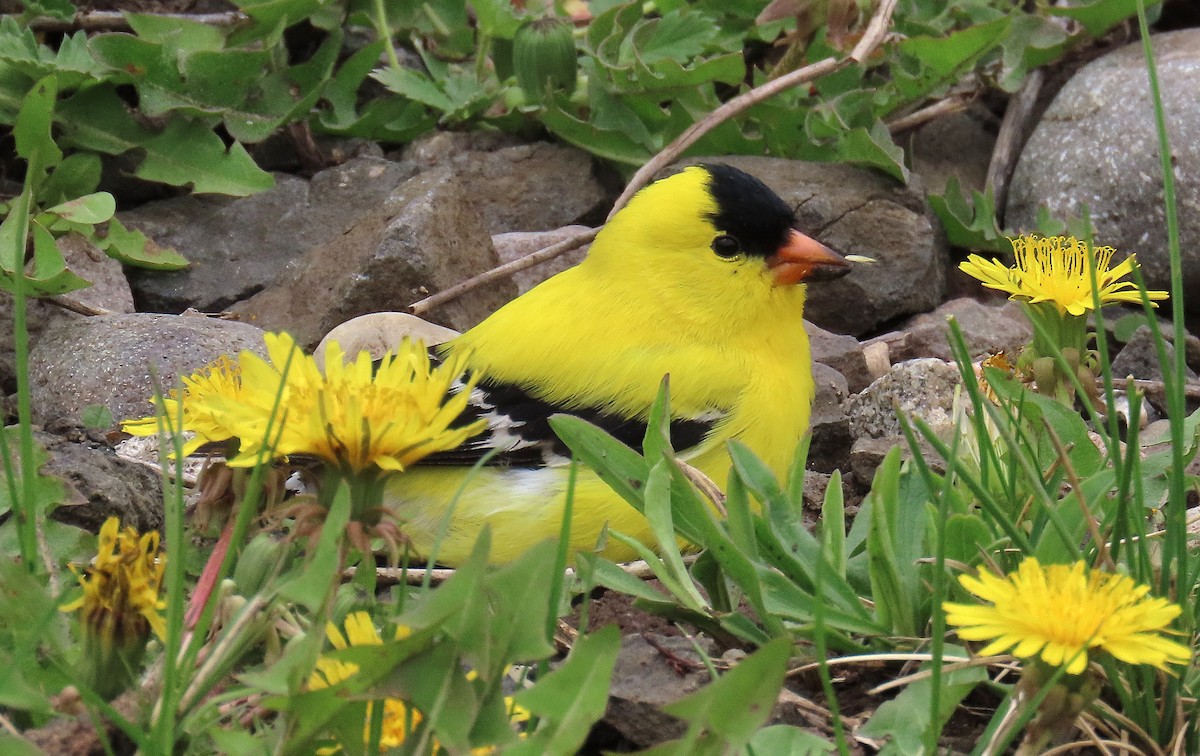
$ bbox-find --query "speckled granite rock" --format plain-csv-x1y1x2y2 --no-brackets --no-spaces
29,313,267,426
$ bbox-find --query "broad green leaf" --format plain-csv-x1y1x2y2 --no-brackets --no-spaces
942,514,992,566
134,120,274,195
509,625,621,756
124,13,227,50
631,10,719,64
748,725,835,754
26,221,92,295
14,75,61,180
22,0,74,20
93,218,189,270
655,637,791,753
43,192,115,225
57,85,155,155
895,17,1011,103
37,153,102,206
857,651,987,753
1049,0,1161,37
821,470,846,577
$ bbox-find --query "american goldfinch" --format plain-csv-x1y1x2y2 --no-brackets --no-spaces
389,164,850,565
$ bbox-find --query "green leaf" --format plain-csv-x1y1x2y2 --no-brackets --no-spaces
895,17,1011,103
633,10,718,64
927,177,1009,252
654,636,791,753
748,725,835,754
14,75,61,181
43,192,115,225
471,0,522,38
134,120,274,196
37,153,102,206
1048,0,1161,37
509,625,621,756
124,13,228,50
857,651,987,753
57,85,156,155
371,65,456,111
21,221,92,296
92,217,189,270
81,404,116,429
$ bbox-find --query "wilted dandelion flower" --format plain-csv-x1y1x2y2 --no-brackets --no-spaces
61,517,167,698
960,235,1167,316
944,557,1189,675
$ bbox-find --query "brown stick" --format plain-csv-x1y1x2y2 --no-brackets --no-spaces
986,67,1044,224
409,0,900,317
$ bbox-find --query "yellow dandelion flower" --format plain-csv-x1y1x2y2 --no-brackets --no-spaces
959,235,1167,317
225,333,485,474
61,516,167,644
123,355,257,456
944,558,1190,675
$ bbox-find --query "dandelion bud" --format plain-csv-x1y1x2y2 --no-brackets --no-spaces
233,532,280,596
513,17,578,103
61,517,166,700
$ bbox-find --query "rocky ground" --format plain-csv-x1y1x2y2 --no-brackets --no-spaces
8,23,1200,754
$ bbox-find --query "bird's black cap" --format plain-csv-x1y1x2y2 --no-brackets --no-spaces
701,163,797,258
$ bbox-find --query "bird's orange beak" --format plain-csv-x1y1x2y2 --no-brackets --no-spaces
766,229,851,286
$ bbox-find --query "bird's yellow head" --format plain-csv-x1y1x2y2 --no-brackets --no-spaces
586,164,849,330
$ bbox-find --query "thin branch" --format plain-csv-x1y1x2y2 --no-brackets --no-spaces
20,11,248,32
408,0,899,317
885,92,975,134
409,228,598,317
48,294,115,317
987,68,1044,224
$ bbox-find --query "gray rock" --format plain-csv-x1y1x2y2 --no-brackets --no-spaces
845,358,961,439
398,133,610,233
807,321,871,393
849,435,942,490
492,226,591,294
606,633,716,747
909,107,997,195
38,429,164,535
1111,324,1198,383
1006,29,1200,314
123,158,421,313
229,168,518,346
808,362,851,473
678,156,949,336
29,313,267,426
0,233,136,393
893,297,1032,363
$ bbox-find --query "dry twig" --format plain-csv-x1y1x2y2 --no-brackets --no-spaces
22,11,247,32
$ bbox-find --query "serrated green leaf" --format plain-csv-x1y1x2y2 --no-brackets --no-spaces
93,217,189,270
928,177,1008,252
471,0,522,38
81,404,116,429
370,65,455,111
895,17,1010,102
632,10,719,64
135,119,273,195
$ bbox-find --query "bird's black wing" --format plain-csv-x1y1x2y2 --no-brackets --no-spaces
422,352,723,469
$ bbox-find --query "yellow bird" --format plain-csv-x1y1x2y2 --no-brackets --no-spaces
388,164,850,565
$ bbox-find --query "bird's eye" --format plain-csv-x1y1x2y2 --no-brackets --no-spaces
711,235,742,259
